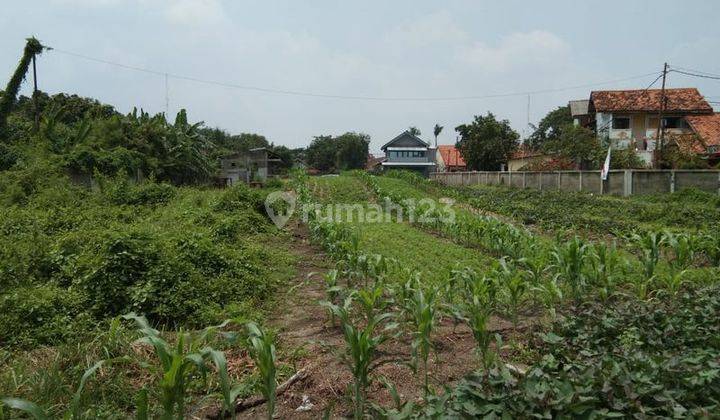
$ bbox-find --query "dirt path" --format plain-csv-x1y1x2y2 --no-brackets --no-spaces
236,221,535,419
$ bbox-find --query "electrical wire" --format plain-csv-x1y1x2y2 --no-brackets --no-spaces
48,47,662,102
669,69,720,81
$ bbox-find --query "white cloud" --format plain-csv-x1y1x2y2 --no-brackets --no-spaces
457,30,569,72
385,10,467,48
162,0,225,25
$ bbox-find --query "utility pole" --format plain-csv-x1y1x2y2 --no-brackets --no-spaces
32,54,39,132
654,62,668,167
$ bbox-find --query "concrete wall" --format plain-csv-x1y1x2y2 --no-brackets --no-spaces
430,170,720,196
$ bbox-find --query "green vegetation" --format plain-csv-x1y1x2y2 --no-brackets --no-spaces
305,132,370,173
446,182,720,235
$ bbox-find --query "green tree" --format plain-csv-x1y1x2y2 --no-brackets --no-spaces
433,124,443,147
544,124,600,169
0,37,45,137
336,132,370,170
270,144,294,173
456,113,519,171
306,135,337,172
527,105,572,150
408,126,421,136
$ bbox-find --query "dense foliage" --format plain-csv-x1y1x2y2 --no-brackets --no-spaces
305,132,369,172
527,105,572,150
456,112,519,171
0,171,291,349
421,285,720,417
445,182,720,235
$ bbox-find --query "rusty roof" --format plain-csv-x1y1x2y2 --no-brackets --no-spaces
686,113,720,148
590,88,712,114
437,145,466,168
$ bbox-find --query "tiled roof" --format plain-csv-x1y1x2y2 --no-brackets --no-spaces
437,145,466,167
511,147,547,160
590,88,712,114
686,113,720,149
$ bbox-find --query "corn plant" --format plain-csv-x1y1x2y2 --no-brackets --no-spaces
406,286,437,400
663,231,697,272
322,296,396,419
630,231,665,281
122,313,221,420
654,269,687,296
532,276,563,319
245,322,277,420
700,233,720,266
462,275,497,370
355,284,389,322
323,269,343,326
550,236,590,301
496,258,527,329
587,242,624,302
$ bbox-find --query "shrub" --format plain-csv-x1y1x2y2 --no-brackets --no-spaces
0,285,92,347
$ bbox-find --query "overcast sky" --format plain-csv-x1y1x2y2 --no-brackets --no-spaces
2,1,719,152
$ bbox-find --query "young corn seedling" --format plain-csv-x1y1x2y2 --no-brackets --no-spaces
462,275,497,370
497,258,527,330
355,284,389,322
245,322,277,420
700,233,720,266
664,231,697,272
322,296,396,419
588,242,623,302
630,231,664,281
550,236,590,301
122,313,213,419
323,269,343,326
406,286,437,400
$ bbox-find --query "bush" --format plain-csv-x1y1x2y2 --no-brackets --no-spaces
0,285,92,347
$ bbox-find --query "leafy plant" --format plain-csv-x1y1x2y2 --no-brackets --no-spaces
406,286,437,400
322,297,396,419
245,322,277,420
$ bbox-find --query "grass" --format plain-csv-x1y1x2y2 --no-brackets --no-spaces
351,220,497,285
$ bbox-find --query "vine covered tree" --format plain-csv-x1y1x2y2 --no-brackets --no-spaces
0,37,45,137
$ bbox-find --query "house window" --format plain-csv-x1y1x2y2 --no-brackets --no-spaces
612,117,630,129
662,117,687,129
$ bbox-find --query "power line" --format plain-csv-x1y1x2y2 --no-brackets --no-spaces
670,69,720,81
670,65,720,78
48,46,661,102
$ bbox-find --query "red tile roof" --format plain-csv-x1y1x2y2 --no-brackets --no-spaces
686,113,720,149
437,145,466,168
590,88,712,114
511,147,547,160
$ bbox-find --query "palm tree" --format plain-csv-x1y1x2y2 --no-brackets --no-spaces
433,124,444,148
408,126,421,136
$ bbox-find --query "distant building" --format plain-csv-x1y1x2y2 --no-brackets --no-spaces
570,88,720,167
218,147,283,185
366,153,386,172
380,131,436,177
507,147,555,171
436,145,466,172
